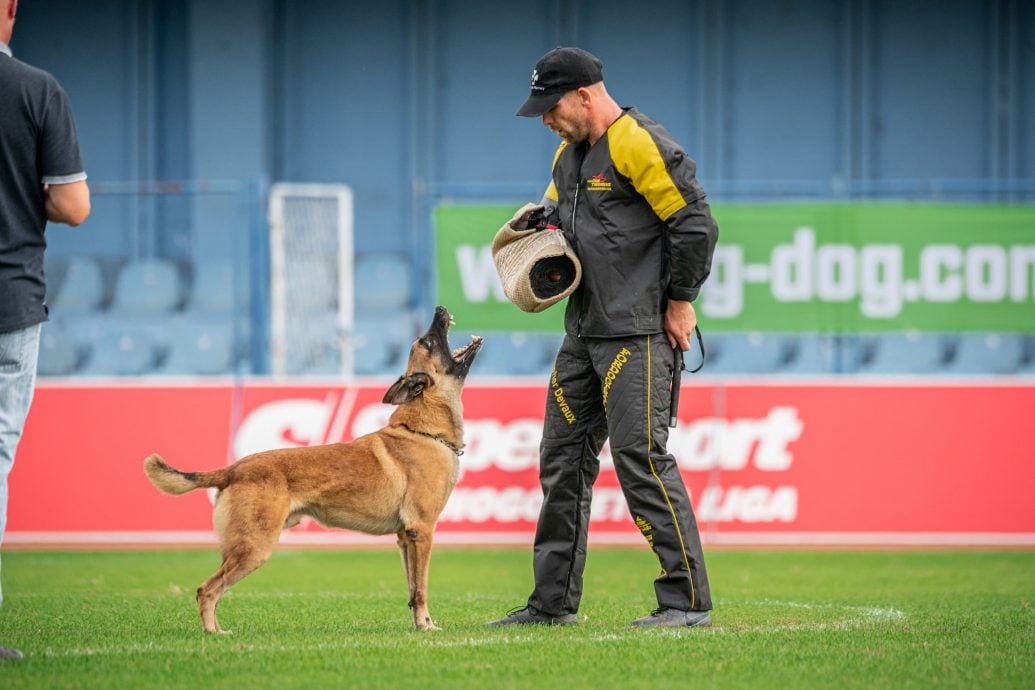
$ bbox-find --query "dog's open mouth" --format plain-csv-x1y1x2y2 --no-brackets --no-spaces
436,306,483,375
451,337,483,367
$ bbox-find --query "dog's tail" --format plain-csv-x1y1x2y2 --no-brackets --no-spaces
143,453,230,495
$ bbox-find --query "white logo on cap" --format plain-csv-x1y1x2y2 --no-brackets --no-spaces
530,69,539,87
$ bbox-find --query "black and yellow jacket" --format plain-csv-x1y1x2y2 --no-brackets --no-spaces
542,107,719,338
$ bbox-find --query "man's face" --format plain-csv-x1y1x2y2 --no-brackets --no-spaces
541,91,590,144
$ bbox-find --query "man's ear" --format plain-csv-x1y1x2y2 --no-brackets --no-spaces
382,373,433,405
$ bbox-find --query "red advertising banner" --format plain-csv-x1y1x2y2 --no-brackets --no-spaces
8,380,1035,546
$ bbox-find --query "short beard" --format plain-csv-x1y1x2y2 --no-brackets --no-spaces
561,124,589,144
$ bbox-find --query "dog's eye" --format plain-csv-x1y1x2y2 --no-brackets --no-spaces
422,337,434,351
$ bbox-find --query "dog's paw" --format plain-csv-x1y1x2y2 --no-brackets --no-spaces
204,628,234,635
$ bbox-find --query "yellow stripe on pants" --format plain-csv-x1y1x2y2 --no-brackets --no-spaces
645,334,696,610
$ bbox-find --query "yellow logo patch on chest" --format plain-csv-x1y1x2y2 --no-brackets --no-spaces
587,173,612,192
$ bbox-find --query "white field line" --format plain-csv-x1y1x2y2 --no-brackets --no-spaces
35,597,906,658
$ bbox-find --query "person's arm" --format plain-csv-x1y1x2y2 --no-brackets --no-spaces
609,117,718,348
39,77,89,226
44,180,91,226
662,189,717,350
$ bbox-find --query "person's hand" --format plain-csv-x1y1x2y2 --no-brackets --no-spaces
508,203,545,231
664,299,698,351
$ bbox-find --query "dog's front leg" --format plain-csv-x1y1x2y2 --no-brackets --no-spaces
396,529,415,606
403,525,439,630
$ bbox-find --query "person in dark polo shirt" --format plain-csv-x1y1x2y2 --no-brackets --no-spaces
0,0,91,660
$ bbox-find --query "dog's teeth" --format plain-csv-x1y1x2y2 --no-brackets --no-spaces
449,317,456,326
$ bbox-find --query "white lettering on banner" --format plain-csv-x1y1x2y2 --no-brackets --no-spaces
438,486,797,524
771,227,815,301
697,485,798,523
351,403,393,437
816,244,857,302
700,226,1035,319
438,487,543,523
706,245,744,317
966,245,1006,302
669,406,803,472
1011,246,1035,301
455,244,506,302
456,406,802,474
921,245,963,302
460,418,544,474
235,400,804,475
439,488,631,523
860,244,903,317
234,397,334,459
231,398,802,525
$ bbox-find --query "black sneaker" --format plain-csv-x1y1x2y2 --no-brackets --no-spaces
630,607,712,628
485,605,578,626
0,646,23,660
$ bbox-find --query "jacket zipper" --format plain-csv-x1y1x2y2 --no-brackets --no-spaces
572,180,582,337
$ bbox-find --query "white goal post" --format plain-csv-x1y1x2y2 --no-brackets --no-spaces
268,183,354,377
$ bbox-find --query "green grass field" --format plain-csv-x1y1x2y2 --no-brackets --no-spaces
0,547,1031,689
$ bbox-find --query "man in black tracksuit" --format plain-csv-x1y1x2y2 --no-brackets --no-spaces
488,47,719,628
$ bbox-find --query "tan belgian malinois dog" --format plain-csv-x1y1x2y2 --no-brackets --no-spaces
144,306,482,633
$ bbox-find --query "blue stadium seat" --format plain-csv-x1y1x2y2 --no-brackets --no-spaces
283,311,343,376
157,319,237,375
701,332,792,374
44,255,68,304
1021,336,1035,376
188,260,243,313
353,312,418,376
944,333,1024,375
110,258,183,315
49,256,104,314
539,334,565,368
355,253,410,311
37,322,80,376
469,332,553,377
78,328,159,376
782,334,865,374
860,332,947,375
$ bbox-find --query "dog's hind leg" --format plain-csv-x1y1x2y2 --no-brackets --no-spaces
403,524,438,630
197,490,287,633
197,531,281,633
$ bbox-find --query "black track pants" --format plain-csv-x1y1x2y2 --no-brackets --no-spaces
527,333,712,615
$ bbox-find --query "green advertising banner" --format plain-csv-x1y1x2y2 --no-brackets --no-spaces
435,203,1035,333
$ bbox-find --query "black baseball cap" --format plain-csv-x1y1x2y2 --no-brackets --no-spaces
516,47,604,117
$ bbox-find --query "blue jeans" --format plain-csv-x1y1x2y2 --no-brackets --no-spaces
0,323,41,605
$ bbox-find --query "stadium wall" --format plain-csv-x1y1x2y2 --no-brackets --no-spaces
13,0,1035,273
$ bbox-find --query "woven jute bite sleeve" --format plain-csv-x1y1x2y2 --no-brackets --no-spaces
491,203,582,313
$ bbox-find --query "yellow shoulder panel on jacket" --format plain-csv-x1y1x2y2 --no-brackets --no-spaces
608,116,686,221
544,181,559,202
543,140,568,202
551,140,568,169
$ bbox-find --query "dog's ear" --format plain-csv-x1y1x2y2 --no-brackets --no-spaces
382,372,433,405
